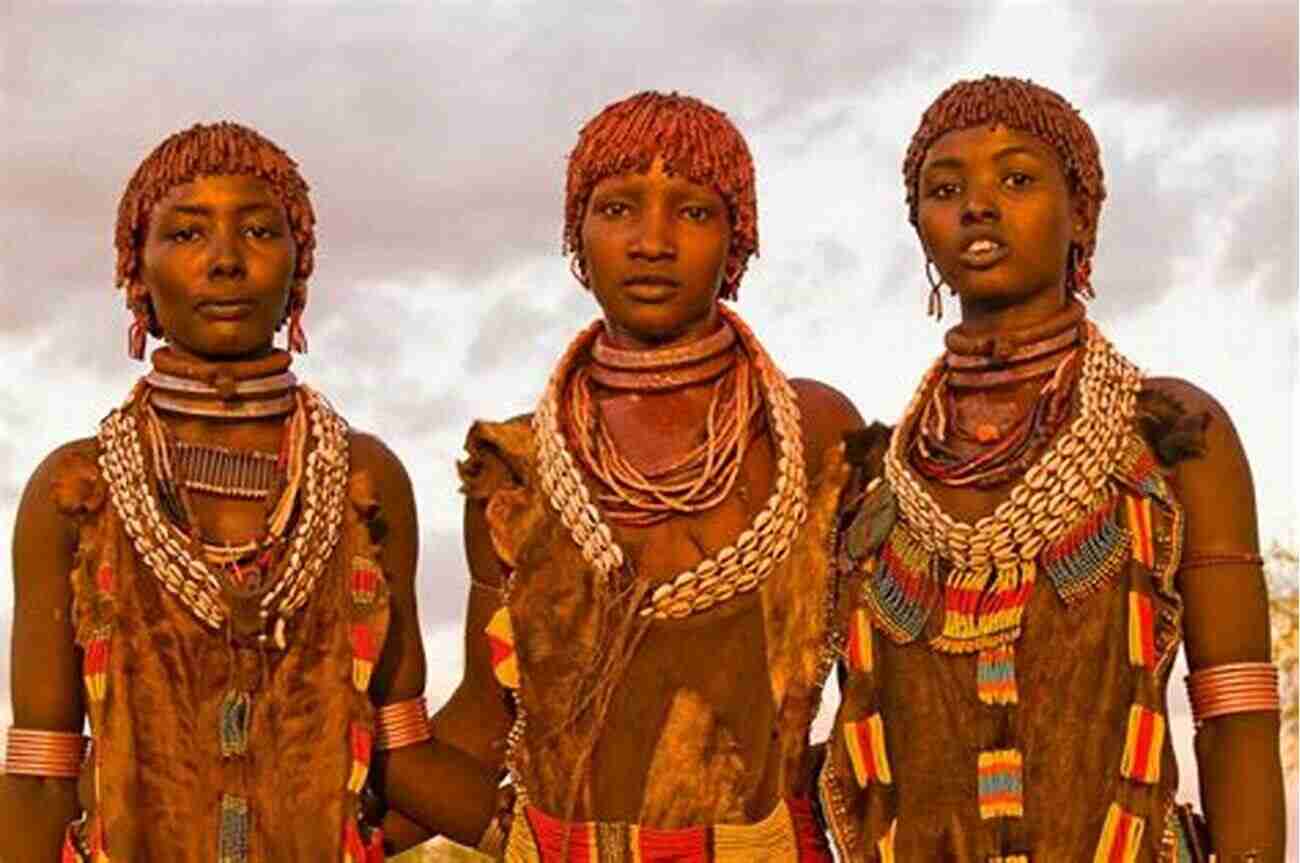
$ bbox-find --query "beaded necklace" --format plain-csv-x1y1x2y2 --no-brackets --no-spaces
99,385,348,645
877,322,1141,651
535,305,808,620
568,320,762,527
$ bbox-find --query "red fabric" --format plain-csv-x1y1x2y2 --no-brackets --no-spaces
526,805,593,863
637,824,709,861
788,797,833,862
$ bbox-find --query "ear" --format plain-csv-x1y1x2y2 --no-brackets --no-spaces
1070,194,1092,245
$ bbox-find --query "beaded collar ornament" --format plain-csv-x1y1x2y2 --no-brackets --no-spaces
879,322,1142,651
534,305,808,620
99,386,348,643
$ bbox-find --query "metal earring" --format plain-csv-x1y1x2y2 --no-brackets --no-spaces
925,259,946,320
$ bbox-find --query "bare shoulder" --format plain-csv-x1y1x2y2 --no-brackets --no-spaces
20,436,102,524
12,437,101,595
789,377,865,445
1141,376,1248,474
349,430,415,495
1142,376,1258,550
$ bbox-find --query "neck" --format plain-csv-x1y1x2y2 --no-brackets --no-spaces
590,314,736,393
146,346,296,419
955,283,1070,339
601,306,722,352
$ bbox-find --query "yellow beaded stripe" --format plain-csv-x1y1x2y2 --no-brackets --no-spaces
876,819,898,863
845,608,873,673
844,713,891,787
1093,802,1145,863
1119,704,1165,784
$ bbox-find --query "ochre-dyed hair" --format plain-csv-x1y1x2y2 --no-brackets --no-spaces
903,76,1106,285
564,91,758,301
114,122,316,297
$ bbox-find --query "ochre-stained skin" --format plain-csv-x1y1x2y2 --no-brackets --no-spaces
444,376,859,828
1,129,498,861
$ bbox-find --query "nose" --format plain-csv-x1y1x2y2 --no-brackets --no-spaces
961,187,1000,225
629,205,676,261
208,224,246,279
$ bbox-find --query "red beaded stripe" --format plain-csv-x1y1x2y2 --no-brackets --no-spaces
1128,591,1156,668
846,608,873,673
1120,705,1164,783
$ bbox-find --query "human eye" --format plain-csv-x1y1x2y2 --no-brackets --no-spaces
596,199,631,218
1003,171,1034,189
244,224,278,239
168,226,202,243
927,182,959,200
681,204,713,222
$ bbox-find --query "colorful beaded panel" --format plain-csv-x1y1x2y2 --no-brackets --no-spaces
844,713,891,787
1093,803,1145,863
977,749,1025,819
1120,705,1165,784
977,644,1019,705
862,525,937,643
1128,590,1157,668
1041,495,1130,605
845,608,873,674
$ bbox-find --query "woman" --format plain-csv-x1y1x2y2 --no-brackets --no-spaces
820,76,1285,862
0,122,496,861
437,91,864,860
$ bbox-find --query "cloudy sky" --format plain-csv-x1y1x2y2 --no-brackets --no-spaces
2,0,1295,820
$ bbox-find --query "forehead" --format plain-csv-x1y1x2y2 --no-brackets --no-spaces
154,173,283,214
922,124,1064,175
590,155,724,201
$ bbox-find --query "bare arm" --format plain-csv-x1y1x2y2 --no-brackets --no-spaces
0,442,93,862
350,433,500,849
1154,379,1285,860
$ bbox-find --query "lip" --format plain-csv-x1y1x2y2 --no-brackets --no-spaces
196,299,258,320
958,237,1010,269
621,275,680,301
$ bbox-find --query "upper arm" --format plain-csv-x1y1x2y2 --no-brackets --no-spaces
351,432,426,705
1148,378,1269,669
10,439,93,731
789,378,867,477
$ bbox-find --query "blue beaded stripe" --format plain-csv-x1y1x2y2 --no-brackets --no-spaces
978,770,1023,797
218,794,250,863
1043,503,1130,605
863,530,937,644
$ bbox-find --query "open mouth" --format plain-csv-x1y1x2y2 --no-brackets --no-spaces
959,238,1009,268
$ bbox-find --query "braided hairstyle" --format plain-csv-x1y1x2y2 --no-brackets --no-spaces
903,76,1106,294
115,122,316,335
564,91,758,301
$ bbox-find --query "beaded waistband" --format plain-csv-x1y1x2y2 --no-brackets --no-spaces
505,797,830,862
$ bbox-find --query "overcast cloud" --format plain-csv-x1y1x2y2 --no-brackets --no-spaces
2,0,1295,821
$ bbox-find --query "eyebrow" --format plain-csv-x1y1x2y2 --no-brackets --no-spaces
167,202,278,217
924,145,1047,174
